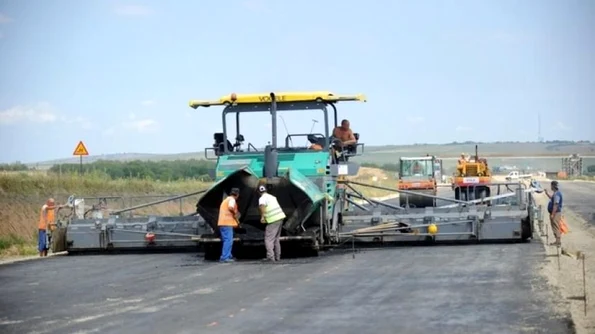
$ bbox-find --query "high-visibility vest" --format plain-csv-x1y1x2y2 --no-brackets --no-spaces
218,196,238,227
38,205,55,230
261,193,286,224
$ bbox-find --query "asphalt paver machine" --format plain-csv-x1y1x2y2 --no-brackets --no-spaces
51,91,545,258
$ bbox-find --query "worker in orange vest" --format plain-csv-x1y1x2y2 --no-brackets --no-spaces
218,188,241,262
38,198,63,257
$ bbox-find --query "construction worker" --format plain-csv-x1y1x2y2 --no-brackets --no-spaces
38,198,62,257
544,180,563,246
458,153,466,165
257,185,286,262
332,119,357,147
218,188,241,263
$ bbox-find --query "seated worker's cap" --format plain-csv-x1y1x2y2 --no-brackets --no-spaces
258,185,267,193
230,188,240,195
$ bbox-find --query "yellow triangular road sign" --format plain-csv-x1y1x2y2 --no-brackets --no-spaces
73,141,89,156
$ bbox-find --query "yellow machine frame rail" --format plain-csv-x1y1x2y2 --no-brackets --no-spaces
189,91,367,109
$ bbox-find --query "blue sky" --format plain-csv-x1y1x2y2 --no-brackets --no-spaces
0,0,593,163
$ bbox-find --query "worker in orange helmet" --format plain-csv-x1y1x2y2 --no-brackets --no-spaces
218,188,241,262
38,198,64,257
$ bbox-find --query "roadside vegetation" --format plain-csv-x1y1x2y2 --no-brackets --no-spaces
0,169,213,257
0,160,398,257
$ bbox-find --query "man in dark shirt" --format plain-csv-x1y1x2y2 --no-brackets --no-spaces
544,180,563,246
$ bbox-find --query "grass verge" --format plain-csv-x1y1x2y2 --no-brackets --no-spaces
0,234,38,257
0,168,396,257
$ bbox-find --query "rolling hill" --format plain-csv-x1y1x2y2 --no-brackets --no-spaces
29,141,595,169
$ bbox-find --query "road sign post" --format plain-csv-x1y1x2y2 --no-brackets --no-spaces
72,141,89,174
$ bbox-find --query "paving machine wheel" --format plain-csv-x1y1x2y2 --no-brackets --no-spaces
521,216,532,242
50,227,67,253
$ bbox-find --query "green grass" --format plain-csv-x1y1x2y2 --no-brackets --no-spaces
0,171,213,196
0,172,213,258
0,234,38,257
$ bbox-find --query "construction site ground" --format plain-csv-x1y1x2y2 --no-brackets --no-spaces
0,182,594,334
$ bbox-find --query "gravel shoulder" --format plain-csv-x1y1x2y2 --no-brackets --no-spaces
532,182,595,334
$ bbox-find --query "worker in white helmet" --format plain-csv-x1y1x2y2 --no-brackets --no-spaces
257,185,286,262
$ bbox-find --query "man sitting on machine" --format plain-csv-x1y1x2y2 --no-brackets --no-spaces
332,119,357,147
331,119,358,161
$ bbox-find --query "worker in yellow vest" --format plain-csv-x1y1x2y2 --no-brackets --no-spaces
218,188,241,263
38,198,62,257
258,185,286,262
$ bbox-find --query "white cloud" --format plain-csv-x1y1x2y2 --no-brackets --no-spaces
140,100,155,106
406,116,425,124
102,115,159,137
60,115,93,129
0,102,95,130
0,102,58,125
124,119,159,133
114,5,153,16
0,13,13,24
555,122,571,131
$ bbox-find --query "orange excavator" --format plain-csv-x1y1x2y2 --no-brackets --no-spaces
397,156,438,208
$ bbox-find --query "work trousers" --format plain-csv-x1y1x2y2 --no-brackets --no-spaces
219,226,234,261
38,229,48,252
549,212,562,242
264,220,283,261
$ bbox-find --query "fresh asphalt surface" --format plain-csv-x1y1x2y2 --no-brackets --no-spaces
0,189,576,334
557,180,595,227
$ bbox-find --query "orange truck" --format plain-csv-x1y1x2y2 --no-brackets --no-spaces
397,156,438,208
452,145,492,201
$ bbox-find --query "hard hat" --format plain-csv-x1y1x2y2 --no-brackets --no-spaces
427,223,438,235
258,185,267,193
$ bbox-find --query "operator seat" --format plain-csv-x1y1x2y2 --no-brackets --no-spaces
332,133,360,162
213,132,234,155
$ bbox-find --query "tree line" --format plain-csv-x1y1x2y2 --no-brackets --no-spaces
48,159,216,181
0,162,30,171
4,159,594,179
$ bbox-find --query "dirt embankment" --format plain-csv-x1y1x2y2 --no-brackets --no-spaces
533,193,595,334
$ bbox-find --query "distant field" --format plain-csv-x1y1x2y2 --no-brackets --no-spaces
352,154,595,174
362,142,595,157
28,141,595,168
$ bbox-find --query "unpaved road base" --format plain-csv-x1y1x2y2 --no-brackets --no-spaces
533,182,595,334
